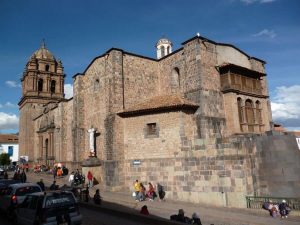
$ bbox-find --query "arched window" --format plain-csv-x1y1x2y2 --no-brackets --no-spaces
256,101,262,124
45,64,50,72
171,67,180,91
167,46,170,55
245,99,254,132
237,98,243,131
50,80,56,93
38,79,43,92
161,46,165,57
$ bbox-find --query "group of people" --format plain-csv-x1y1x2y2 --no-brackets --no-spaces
133,180,165,202
53,166,69,179
68,169,86,186
13,169,27,183
170,209,202,225
263,199,291,218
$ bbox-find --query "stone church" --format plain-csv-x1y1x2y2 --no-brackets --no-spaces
19,35,300,207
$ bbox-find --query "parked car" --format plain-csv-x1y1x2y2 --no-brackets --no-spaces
14,191,82,225
0,167,4,179
0,183,42,217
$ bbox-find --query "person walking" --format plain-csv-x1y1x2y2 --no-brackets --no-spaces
21,170,27,183
4,171,8,179
37,179,45,191
69,172,75,186
87,171,93,188
53,167,57,180
157,183,166,201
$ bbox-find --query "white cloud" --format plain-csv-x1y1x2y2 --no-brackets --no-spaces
0,112,19,130
0,102,17,109
64,84,73,99
271,85,300,129
241,0,276,4
5,80,21,88
252,29,277,39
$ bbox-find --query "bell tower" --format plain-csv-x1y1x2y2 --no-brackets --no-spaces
18,41,65,162
156,37,172,59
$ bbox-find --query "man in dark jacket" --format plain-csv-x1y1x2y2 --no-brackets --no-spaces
37,179,45,191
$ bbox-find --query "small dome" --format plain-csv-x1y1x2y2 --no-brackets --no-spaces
31,41,55,60
156,38,172,47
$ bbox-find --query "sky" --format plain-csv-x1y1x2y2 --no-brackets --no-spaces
0,0,299,133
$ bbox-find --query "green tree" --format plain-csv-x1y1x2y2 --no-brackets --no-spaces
0,153,11,166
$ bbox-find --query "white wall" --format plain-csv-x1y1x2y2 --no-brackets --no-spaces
0,143,19,162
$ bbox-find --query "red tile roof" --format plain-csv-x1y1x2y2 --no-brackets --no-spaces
0,134,19,144
118,95,199,116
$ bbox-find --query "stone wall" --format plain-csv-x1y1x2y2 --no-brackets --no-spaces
123,150,251,208
254,132,300,197
123,54,159,108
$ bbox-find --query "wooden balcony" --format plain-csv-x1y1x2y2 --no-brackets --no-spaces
220,73,263,96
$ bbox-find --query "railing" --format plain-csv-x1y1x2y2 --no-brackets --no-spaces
246,196,300,211
220,74,263,95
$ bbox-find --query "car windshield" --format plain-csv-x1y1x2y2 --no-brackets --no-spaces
16,186,41,196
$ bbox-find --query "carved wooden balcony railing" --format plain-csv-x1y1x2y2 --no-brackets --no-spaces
220,73,263,96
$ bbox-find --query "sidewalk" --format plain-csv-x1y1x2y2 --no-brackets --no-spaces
26,172,300,225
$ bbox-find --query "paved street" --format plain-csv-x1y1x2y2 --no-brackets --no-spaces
6,171,300,225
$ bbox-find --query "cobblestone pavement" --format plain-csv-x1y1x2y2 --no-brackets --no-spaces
18,171,300,225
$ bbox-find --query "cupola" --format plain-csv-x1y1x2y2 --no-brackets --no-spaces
156,37,172,59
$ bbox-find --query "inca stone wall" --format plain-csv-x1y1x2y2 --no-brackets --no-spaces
253,132,300,197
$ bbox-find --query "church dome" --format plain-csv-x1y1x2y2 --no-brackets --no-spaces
31,41,55,60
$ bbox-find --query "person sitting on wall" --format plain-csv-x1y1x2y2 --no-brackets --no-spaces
170,209,191,223
140,205,149,215
279,200,291,218
133,180,141,201
147,182,156,201
191,212,202,225
138,183,146,201
93,189,102,205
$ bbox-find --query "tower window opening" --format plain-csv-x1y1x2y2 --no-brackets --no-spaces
50,80,56,93
167,46,170,55
45,64,50,71
161,46,165,57
38,79,43,92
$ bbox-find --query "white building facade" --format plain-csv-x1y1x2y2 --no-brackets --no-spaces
0,134,19,163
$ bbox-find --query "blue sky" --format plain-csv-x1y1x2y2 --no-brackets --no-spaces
0,0,299,133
